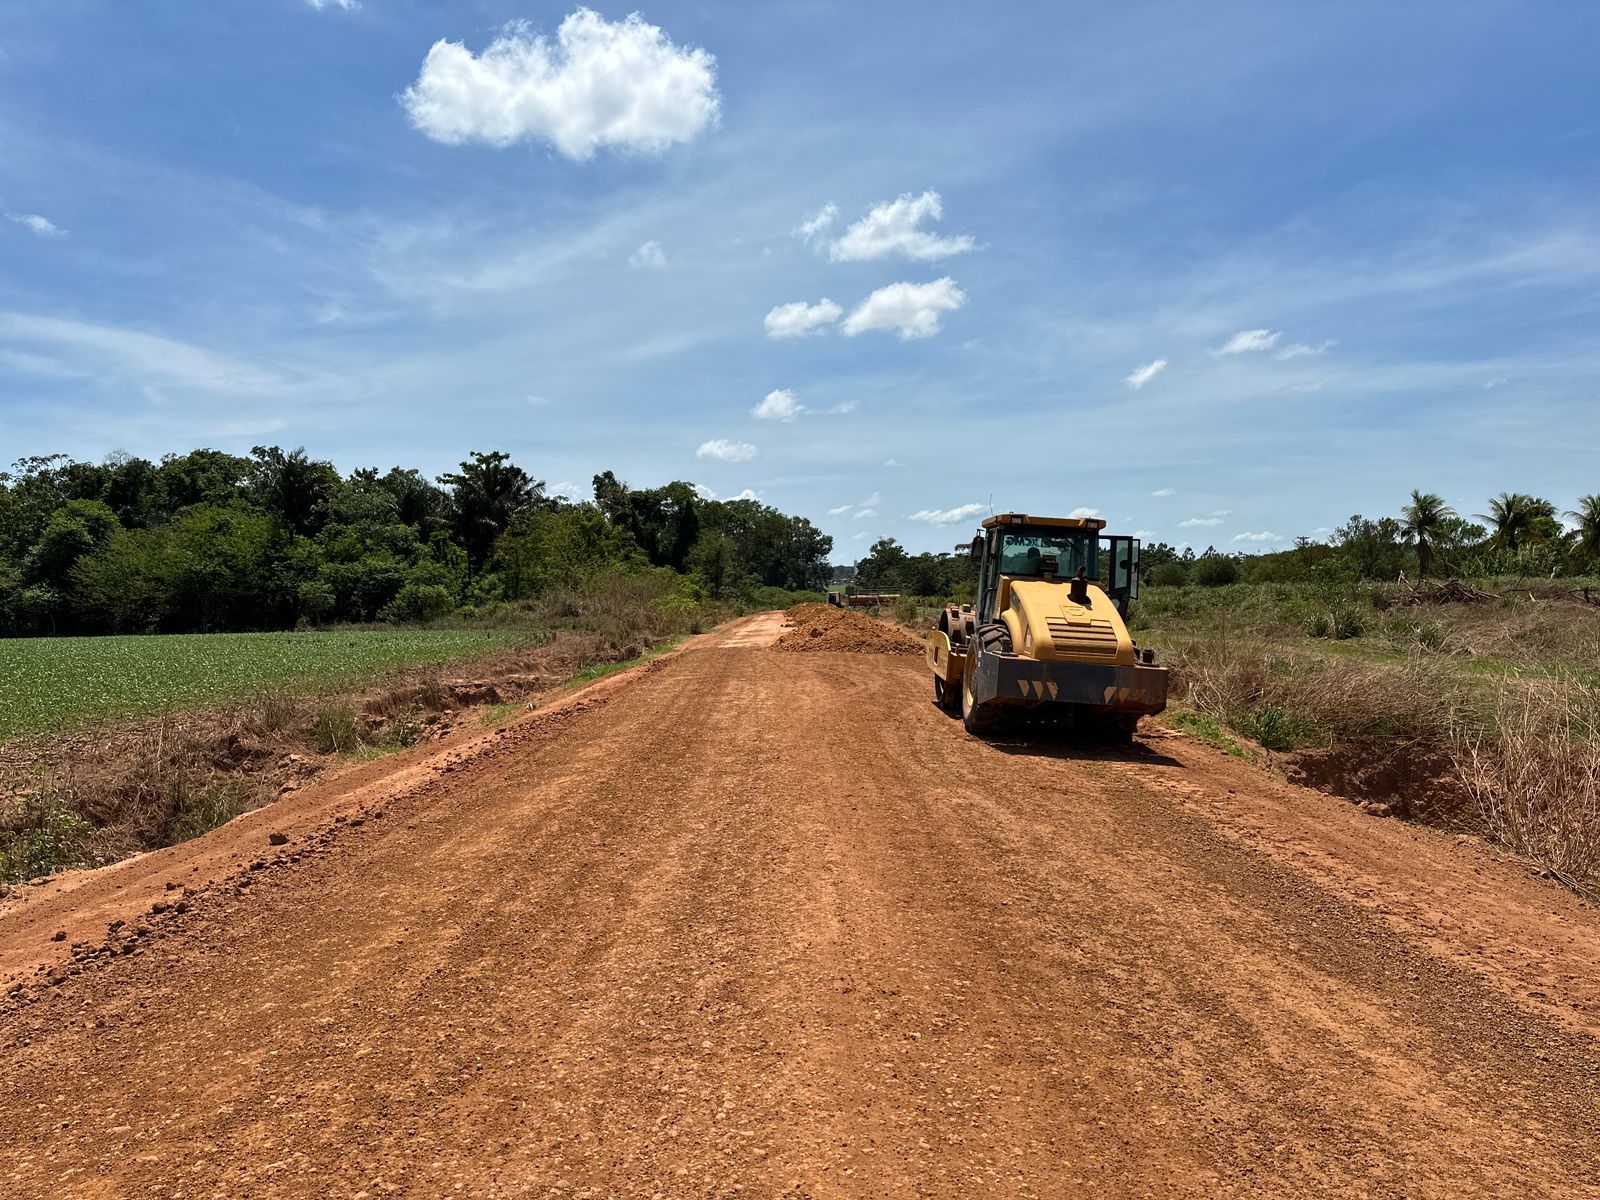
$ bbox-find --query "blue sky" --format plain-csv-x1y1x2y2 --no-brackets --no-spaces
2,1,1597,555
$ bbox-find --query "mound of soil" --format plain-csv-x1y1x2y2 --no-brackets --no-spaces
1285,738,1472,824
774,604,924,656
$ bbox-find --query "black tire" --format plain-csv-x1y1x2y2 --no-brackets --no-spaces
976,621,1012,655
962,668,1000,734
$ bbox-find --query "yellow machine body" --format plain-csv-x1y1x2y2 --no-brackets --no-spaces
998,578,1136,667
928,512,1168,735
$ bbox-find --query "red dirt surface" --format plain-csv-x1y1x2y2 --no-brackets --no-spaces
2,610,1599,1197
774,602,924,655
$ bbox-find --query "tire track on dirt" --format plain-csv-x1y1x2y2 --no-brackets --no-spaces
1,615,1597,1197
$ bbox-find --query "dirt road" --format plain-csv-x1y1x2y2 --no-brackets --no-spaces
3,612,1599,1198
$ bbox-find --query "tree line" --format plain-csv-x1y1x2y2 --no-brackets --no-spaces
846,487,1600,597
0,448,833,636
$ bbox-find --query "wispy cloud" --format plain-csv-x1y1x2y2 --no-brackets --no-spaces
1178,516,1223,527
0,311,286,393
7,213,64,237
1276,339,1334,360
1232,530,1280,542
628,240,667,269
910,503,986,526
795,203,837,244
695,438,755,462
1151,487,1176,497
1125,358,1167,389
1214,328,1281,355
821,191,975,263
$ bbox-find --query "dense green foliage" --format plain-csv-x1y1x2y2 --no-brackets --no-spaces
0,448,833,636
0,628,533,739
1135,489,1596,588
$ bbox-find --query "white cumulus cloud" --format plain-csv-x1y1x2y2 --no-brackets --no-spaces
1276,339,1335,360
763,298,841,338
910,503,987,526
841,278,966,340
400,9,720,160
752,388,805,421
7,213,63,237
1233,531,1280,543
854,508,878,519
628,240,667,268
827,504,853,516
1125,358,1167,389
696,438,755,462
824,191,975,263
1068,507,1102,519
1178,517,1224,528
1215,329,1281,355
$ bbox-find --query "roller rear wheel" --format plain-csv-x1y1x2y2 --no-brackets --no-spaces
961,666,1001,735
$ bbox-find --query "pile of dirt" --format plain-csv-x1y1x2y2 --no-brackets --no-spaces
774,603,924,656
1284,737,1473,824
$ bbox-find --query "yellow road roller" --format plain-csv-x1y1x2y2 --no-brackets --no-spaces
927,512,1168,740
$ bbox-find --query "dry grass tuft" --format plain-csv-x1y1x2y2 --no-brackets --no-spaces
1451,677,1600,896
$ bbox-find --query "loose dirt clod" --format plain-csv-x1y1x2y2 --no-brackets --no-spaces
774,603,923,656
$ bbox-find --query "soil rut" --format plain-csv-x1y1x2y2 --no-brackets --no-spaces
1,613,1597,1198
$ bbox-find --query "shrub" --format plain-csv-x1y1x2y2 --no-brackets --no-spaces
1150,562,1189,588
380,581,456,624
1238,704,1316,750
0,790,94,883
167,779,253,845
379,705,423,750
311,702,362,754
1330,605,1366,640
1193,556,1240,587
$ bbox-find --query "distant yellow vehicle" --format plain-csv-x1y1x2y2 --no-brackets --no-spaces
927,513,1168,740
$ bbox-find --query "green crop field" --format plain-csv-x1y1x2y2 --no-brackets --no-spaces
0,629,537,741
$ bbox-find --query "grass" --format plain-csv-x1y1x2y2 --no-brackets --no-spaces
0,628,535,742
1138,579,1600,895
567,636,685,686
1169,711,1248,758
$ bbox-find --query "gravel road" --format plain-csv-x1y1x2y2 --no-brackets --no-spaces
2,612,1598,1198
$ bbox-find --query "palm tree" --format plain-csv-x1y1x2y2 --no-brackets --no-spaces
1568,494,1600,560
439,450,546,575
1479,492,1539,552
1400,490,1455,577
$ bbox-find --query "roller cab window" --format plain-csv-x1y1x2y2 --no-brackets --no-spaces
997,532,1095,579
